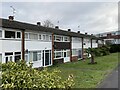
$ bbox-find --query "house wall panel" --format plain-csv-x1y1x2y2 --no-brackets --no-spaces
25,41,52,51
2,40,21,52
0,40,2,53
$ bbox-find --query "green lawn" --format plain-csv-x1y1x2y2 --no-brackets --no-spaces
48,53,118,88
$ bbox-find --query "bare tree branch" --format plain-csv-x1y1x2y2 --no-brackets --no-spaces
43,20,54,28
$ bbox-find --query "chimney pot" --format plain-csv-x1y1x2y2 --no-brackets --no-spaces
85,32,87,35
55,26,59,29
68,29,71,31
8,16,14,21
77,31,80,33
37,22,41,26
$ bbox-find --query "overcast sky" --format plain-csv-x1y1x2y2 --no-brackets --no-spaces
1,1,118,34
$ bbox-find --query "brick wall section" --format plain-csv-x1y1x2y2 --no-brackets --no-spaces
71,56,78,62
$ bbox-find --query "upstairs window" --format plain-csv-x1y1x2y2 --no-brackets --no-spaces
56,36,62,41
64,36,69,41
43,35,46,40
5,31,15,38
29,33,38,40
39,34,42,40
16,32,21,38
49,35,52,41
25,33,29,39
46,35,49,41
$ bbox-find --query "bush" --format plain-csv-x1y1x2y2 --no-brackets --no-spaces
1,60,74,89
109,44,120,53
86,45,110,57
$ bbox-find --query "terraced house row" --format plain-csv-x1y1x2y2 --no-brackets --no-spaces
0,16,103,68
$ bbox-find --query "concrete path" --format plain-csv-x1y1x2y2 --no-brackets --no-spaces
98,65,119,89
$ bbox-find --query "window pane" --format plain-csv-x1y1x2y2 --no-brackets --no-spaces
64,37,69,41
17,32,21,38
56,36,62,41
29,52,33,62
56,52,62,58
33,52,37,61
25,55,28,62
43,35,46,40
67,50,70,57
46,35,49,41
64,52,66,57
37,54,41,60
5,31,15,38
29,33,38,40
0,30,2,37
49,35,52,41
25,33,28,39
10,56,12,61
39,35,42,40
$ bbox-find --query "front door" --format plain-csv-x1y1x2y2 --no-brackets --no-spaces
43,50,52,66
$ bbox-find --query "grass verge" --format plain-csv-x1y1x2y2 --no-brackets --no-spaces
48,53,118,88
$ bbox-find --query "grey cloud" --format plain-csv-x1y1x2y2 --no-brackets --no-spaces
2,2,118,34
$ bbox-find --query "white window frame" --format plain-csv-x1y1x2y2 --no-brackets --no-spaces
49,35,52,41
38,34,42,40
25,33,29,40
42,34,46,40
29,33,38,40
16,31,22,39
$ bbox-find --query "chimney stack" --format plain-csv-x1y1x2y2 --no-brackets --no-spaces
55,26,59,29
37,22,41,26
77,31,80,33
8,16,14,21
85,32,87,35
68,29,71,31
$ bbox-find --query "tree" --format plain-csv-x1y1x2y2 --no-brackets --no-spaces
86,48,97,64
43,20,54,28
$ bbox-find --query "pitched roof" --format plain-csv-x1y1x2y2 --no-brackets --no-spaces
0,18,101,40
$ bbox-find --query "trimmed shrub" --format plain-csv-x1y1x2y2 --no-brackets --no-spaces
109,44,120,53
86,45,110,57
1,60,74,89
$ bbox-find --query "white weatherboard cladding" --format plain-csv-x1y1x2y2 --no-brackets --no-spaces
92,40,98,48
2,40,21,52
25,41,52,50
72,37,82,49
83,39,91,49
0,40,2,53
32,60,42,68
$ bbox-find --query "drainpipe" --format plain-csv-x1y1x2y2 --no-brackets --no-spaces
91,38,93,48
81,37,84,59
70,36,72,62
52,33,54,65
22,29,25,60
